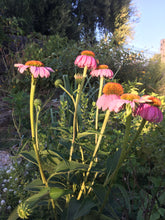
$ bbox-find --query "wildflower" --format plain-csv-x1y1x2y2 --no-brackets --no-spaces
135,96,163,123
74,50,97,70
135,103,163,123
3,188,8,193
14,60,54,78
90,64,113,79
96,82,124,111
6,169,11,174
137,95,161,107
74,73,83,84
17,203,32,219
108,93,140,113
7,205,11,210
1,200,5,205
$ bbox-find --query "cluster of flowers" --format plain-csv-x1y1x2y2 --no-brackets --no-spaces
15,50,163,123
74,50,163,123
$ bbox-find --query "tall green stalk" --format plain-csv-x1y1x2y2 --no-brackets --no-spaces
99,113,132,213
69,66,88,161
95,76,104,144
30,75,47,185
77,109,110,200
99,115,146,214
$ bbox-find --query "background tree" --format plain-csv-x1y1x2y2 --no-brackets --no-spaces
0,0,134,43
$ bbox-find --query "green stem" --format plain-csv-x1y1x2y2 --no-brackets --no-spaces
59,84,76,108
77,109,110,200
99,113,132,213
127,118,147,154
30,75,47,185
95,76,104,144
70,66,88,161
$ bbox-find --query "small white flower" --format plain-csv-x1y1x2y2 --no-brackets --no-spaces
9,189,14,192
19,200,22,203
1,200,6,205
14,191,17,195
3,179,7,183
3,188,8,193
15,177,18,181
7,205,11,210
2,184,5,187
9,176,12,179
6,169,11,174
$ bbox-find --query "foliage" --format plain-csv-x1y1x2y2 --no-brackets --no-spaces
0,0,134,42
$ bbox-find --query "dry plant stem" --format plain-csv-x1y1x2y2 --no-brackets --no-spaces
77,109,110,200
100,114,132,214
69,66,88,161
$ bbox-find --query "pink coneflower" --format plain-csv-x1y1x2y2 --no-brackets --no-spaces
96,82,124,111
107,93,140,113
135,96,163,123
14,60,54,78
74,50,97,70
90,64,113,79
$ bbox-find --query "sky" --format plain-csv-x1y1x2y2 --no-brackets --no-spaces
128,0,165,54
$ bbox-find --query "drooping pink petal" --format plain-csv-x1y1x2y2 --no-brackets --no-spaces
96,94,120,111
45,67,55,72
74,55,97,69
30,66,39,78
135,103,163,123
108,99,130,112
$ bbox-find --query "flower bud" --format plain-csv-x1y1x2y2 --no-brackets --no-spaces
74,73,83,84
54,79,63,88
17,203,32,219
34,99,42,109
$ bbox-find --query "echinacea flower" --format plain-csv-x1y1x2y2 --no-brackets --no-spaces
14,60,54,78
74,50,97,70
90,64,113,79
135,103,163,123
108,93,140,113
137,95,161,107
135,96,163,123
96,82,124,111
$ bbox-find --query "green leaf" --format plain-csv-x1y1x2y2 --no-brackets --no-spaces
158,192,165,205
20,150,38,165
49,187,71,200
25,179,44,192
48,161,88,180
73,198,96,219
77,130,98,139
82,210,115,220
93,184,107,204
8,206,19,220
114,184,131,214
26,188,49,207
150,212,160,220
106,149,121,180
